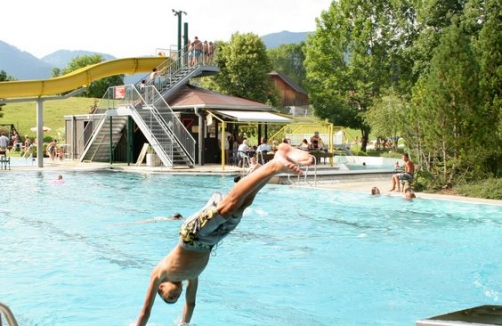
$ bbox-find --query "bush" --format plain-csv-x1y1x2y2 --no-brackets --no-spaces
412,170,435,192
456,178,502,200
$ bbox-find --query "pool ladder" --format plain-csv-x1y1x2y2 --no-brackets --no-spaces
286,155,318,187
0,302,19,326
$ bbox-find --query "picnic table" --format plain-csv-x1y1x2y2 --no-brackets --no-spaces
257,150,334,165
309,150,335,164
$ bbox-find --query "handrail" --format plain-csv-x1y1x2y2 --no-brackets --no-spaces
0,302,19,326
95,84,195,166
76,112,108,162
285,156,318,187
134,43,217,92
143,81,196,160
77,44,204,165
137,85,196,165
129,105,174,167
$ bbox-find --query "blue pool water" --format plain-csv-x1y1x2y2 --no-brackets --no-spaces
344,163,395,171
0,171,501,326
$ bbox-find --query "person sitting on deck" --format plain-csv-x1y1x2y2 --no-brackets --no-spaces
299,139,309,151
256,137,271,153
309,131,325,150
0,133,9,154
389,153,415,192
237,139,252,167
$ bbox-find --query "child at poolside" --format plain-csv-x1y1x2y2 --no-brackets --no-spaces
136,143,313,326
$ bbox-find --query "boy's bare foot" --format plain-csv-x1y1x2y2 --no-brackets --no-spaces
270,143,314,175
275,143,313,166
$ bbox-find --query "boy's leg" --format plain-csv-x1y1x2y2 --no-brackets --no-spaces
217,144,313,217
389,174,397,191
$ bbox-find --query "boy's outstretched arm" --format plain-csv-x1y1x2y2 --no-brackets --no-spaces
137,267,162,326
181,278,199,324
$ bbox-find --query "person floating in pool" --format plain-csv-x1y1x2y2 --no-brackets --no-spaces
404,187,416,200
144,213,184,223
50,175,64,184
371,187,381,195
136,143,313,326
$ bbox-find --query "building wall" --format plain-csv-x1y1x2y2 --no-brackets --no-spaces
270,76,309,107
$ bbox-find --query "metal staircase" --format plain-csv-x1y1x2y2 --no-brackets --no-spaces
79,113,127,163
79,85,195,168
134,104,193,166
134,48,218,101
158,64,217,98
78,45,217,167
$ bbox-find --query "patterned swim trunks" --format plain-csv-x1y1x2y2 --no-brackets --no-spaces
179,192,242,252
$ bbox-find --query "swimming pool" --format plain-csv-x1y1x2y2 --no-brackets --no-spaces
336,156,398,171
343,163,395,171
0,171,501,326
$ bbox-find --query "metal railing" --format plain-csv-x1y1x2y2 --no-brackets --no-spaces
77,44,209,165
134,43,216,94
76,113,108,162
0,302,19,326
98,85,195,165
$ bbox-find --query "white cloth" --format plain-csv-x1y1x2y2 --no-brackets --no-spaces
0,135,9,148
256,143,271,152
218,132,231,150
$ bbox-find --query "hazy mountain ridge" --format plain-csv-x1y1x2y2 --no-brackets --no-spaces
261,30,311,49
0,31,309,81
0,41,55,79
42,50,116,68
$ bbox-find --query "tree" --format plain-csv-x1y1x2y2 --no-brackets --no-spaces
0,70,15,118
410,21,482,186
410,0,470,76
57,54,124,98
51,67,61,78
267,43,307,89
209,33,277,105
470,0,502,176
362,90,408,149
305,0,402,150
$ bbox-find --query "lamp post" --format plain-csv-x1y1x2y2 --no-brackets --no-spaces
172,9,187,55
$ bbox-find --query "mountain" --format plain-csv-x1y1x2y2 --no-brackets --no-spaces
42,50,116,68
0,42,119,81
0,31,309,81
0,40,54,79
261,31,311,49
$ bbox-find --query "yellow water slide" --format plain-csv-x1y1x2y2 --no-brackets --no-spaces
0,57,167,98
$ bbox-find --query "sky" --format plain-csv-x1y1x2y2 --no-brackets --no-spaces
0,0,332,59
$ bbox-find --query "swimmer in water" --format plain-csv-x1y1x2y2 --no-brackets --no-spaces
136,143,313,325
404,187,416,200
126,213,184,225
50,175,64,184
371,187,380,195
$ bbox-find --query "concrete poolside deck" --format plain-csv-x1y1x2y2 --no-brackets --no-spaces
4,157,502,206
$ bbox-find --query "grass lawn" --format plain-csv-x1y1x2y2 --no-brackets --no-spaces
0,97,99,140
